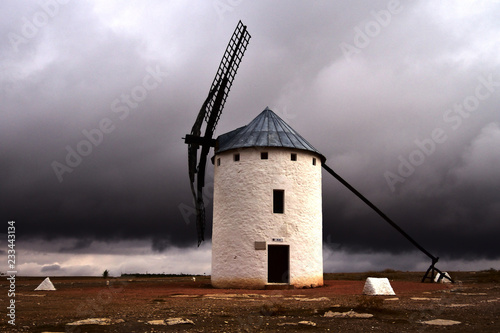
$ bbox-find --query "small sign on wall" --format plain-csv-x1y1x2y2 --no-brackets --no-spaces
272,238,284,242
254,241,266,250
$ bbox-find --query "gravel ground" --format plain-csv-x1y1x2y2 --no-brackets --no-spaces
2,271,499,332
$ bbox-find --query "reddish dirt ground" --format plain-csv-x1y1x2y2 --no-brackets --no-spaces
2,271,499,332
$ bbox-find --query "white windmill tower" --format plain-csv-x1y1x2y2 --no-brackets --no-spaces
211,107,325,289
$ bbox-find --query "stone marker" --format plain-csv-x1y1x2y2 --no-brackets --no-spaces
35,277,56,291
362,277,395,295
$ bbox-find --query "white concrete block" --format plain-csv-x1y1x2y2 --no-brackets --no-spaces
434,271,452,283
35,277,56,291
362,277,395,295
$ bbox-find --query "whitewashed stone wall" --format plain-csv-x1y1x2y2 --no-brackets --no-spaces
212,147,323,289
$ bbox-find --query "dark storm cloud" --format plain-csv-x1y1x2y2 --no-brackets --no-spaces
1,0,499,266
322,121,500,259
59,238,93,252
1,0,200,248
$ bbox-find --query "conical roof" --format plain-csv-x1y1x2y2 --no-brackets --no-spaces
216,107,325,162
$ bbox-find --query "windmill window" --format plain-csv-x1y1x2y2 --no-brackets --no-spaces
261,152,268,160
234,153,240,162
217,158,221,166
312,158,316,166
273,190,284,214
291,153,297,161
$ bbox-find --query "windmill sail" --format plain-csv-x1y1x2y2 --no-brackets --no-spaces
185,21,251,246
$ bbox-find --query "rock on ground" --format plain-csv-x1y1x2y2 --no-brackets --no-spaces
324,310,373,318
147,318,195,325
166,317,195,325
422,319,461,326
66,318,124,326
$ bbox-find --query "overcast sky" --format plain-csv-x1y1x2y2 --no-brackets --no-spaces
1,0,499,276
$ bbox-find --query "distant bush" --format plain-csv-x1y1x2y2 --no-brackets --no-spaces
102,269,109,278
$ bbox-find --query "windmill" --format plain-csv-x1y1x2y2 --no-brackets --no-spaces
184,22,451,284
184,21,251,246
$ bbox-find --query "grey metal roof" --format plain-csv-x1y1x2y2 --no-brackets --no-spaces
215,107,325,161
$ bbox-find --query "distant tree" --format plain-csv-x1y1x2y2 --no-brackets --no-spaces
103,269,109,278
